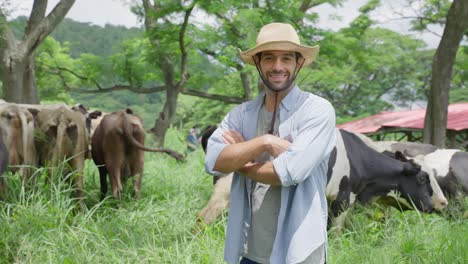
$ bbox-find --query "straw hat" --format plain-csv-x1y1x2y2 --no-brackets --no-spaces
239,23,319,66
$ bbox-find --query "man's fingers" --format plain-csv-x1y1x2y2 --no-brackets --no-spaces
223,130,245,144
222,132,236,144
230,130,245,143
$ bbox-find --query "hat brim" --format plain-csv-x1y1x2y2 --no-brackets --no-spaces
239,41,319,66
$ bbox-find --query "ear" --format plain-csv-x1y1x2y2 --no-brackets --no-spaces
88,111,102,119
125,108,133,114
253,53,261,64
395,151,409,162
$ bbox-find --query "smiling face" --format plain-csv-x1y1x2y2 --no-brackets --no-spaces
256,50,304,92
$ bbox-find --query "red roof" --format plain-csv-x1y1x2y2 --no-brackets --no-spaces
337,102,468,133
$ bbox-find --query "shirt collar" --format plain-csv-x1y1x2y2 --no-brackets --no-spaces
280,85,300,112
246,85,300,112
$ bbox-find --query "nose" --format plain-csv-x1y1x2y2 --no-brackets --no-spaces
433,197,448,210
272,58,283,70
439,199,448,209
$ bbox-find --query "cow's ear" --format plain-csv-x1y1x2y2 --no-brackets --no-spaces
395,151,409,162
402,162,421,176
125,108,133,114
88,111,102,119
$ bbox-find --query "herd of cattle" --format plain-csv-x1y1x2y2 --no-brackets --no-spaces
197,126,468,228
0,101,183,204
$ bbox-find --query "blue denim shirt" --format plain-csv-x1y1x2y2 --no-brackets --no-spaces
205,86,336,264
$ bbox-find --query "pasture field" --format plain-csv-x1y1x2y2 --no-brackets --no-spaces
0,130,467,264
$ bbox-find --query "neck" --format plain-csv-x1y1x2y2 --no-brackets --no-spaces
264,84,294,112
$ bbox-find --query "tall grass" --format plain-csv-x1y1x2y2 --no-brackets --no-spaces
0,129,466,263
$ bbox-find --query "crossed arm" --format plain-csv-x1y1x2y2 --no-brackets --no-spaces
213,130,290,186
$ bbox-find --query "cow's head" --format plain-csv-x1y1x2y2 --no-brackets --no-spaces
396,151,434,213
200,125,217,153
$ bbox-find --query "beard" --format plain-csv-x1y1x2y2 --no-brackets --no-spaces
262,71,294,92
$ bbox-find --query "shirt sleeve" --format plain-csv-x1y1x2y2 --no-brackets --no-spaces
273,98,336,186
204,104,244,176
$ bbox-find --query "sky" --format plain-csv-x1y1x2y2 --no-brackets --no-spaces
10,0,442,48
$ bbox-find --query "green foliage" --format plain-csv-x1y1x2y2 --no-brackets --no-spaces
35,37,77,104
302,27,430,118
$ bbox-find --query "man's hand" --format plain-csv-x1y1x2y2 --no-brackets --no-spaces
263,134,290,157
222,130,245,145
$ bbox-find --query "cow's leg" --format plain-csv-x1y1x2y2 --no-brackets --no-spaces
98,165,108,200
107,161,123,199
130,156,144,200
328,190,351,231
0,174,7,200
70,157,85,206
197,174,232,225
330,208,351,233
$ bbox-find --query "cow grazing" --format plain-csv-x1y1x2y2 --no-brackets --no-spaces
0,103,37,186
34,106,89,202
378,144,468,198
196,125,232,225
371,140,466,199
197,128,436,227
91,109,184,200
346,133,448,211
327,129,434,228
0,127,9,200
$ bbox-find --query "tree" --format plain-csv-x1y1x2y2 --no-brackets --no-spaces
0,0,75,103
423,0,468,147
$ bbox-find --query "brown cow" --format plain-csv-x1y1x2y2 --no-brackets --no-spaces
91,109,184,200
0,103,37,186
34,106,89,202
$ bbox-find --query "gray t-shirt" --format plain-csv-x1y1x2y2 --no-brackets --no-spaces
243,104,326,264
244,104,281,263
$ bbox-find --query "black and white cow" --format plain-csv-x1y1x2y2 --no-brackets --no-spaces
371,141,468,198
197,128,437,228
326,129,435,228
347,133,449,211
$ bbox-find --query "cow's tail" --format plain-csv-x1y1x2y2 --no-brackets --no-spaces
19,110,36,181
122,113,185,161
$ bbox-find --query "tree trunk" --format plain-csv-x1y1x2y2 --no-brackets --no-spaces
150,86,179,147
0,0,75,103
1,52,39,103
423,0,468,148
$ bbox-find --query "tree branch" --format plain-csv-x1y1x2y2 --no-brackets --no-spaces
181,88,245,104
25,0,47,37
43,63,166,94
23,0,75,53
176,2,195,89
0,11,16,59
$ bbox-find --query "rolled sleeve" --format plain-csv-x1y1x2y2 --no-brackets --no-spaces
273,99,336,187
204,105,243,176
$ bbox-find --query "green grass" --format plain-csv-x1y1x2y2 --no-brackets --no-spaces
0,130,467,263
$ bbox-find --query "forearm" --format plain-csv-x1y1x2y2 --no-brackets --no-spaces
214,136,268,173
238,161,281,186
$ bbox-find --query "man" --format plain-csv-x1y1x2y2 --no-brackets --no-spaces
187,126,200,151
204,22,336,264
